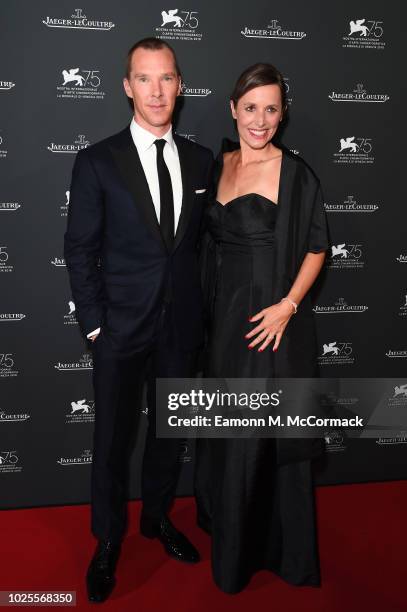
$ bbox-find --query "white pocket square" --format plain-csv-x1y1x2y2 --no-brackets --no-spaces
195,188,206,194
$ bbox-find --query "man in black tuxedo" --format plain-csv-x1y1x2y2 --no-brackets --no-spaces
64,38,213,603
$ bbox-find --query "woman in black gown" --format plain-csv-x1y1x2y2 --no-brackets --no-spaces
194,63,330,594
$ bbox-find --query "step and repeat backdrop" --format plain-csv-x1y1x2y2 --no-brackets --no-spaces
0,1,405,508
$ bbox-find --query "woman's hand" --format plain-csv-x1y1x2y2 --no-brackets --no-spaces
246,300,295,352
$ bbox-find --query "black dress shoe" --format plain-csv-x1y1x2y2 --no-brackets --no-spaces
150,516,200,564
86,540,121,603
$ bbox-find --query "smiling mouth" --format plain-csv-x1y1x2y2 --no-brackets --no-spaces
248,128,269,138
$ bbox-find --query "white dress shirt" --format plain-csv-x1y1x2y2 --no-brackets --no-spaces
130,118,183,227
87,118,183,339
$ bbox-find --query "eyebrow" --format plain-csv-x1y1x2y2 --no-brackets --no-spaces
243,102,279,106
133,72,177,78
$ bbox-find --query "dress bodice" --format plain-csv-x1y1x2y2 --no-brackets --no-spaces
206,193,279,249
201,191,280,379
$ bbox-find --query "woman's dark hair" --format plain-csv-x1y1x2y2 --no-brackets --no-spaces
230,63,287,117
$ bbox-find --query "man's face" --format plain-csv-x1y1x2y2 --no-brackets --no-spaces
123,47,181,135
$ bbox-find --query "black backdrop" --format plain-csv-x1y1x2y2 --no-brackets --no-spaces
0,1,405,508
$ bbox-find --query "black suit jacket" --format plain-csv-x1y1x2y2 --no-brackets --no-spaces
64,125,214,355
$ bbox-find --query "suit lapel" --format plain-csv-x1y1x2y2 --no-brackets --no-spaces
173,134,194,252
109,126,166,251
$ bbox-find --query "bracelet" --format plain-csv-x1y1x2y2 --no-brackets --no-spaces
280,297,298,314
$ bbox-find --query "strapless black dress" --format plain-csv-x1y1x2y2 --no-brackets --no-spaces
204,192,278,378
195,193,321,594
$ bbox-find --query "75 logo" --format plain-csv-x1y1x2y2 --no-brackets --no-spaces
62,68,101,88
354,138,372,153
177,10,198,28
339,137,373,154
161,9,199,29
0,354,14,369
80,70,101,88
330,244,363,259
0,451,19,465
322,342,353,357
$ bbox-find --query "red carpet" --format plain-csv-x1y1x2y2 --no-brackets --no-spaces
2,481,407,611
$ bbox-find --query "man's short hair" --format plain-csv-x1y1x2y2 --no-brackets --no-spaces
125,37,181,78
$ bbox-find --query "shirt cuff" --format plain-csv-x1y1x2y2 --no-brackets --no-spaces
87,327,101,339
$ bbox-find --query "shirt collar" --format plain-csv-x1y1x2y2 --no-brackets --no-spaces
130,118,175,153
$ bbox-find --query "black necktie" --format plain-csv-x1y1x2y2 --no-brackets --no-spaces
154,139,174,251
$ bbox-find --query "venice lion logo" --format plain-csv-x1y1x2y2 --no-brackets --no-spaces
322,342,339,356
348,19,368,37
331,244,350,258
394,384,407,398
339,137,358,153
161,9,183,28
71,399,91,414
62,68,85,86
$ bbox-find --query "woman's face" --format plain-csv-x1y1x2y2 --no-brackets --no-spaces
231,84,283,150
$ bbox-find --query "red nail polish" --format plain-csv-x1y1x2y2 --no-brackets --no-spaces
248,345,253,350
258,348,264,352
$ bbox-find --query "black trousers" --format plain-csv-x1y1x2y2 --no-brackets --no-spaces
90,304,197,543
